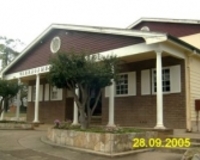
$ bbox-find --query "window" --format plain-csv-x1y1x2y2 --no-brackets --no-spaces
105,71,136,97
51,86,58,99
50,36,61,53
116,74,128,95
32,85,43,101
50,86,63,100
153,68,170,93
152,64,183,94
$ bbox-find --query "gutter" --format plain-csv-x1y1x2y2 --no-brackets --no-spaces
167,34,200,54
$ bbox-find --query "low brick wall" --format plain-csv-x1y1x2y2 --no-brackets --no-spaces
47,128,159,153
0,123,33,130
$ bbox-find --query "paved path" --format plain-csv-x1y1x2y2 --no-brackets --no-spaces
0,128,183,160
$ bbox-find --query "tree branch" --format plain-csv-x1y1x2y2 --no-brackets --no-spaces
91,88,102,115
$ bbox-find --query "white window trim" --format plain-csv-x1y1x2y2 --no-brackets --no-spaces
115,72,129,96
105,71,136,97
28,86,32,102
141,69,151,95
151,65,181,94
50,86,63,101
51,86,58,100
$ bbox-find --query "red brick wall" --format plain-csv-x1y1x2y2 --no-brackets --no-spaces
26,79,74,123
27,101,66,123
102,56,186,129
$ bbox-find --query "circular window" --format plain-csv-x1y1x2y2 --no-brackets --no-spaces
140,26,150,31
50,36,61,53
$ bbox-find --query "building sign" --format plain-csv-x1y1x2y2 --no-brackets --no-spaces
19,65,50,77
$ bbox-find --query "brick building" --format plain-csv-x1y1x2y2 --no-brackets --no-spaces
1,18,200,131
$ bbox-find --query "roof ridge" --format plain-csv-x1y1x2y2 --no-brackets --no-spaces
127,17,200,29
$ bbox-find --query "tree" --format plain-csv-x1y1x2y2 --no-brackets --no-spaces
0,36,24,69
0,37,25,112
48,51,119,129
0,80,20,116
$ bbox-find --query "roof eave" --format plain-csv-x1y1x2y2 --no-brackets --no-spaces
127,17,200,29
1,24,168,75
167,34,200,54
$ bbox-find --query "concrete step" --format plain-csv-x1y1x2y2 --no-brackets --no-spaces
191,142,200,147
152,134,200,154
169,135,200,143
155,147,187,154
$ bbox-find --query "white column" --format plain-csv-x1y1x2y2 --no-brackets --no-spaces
154,50,165,129
72,88,79,125
107,79,116,127
0,101,5,120
15,78,21,121
33,74,40,123
185,57,191,131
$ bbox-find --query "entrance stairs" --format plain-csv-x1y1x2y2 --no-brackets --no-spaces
155,129,200,153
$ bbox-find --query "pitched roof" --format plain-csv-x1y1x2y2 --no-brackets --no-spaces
127,18,200,37
127,17,200,29
5,30,144,74
1,21,200,76
1,23,168,75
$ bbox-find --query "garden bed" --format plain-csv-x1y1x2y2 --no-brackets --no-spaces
0,120,33,130
47,127,159,154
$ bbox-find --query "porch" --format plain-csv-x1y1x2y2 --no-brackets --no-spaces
3,41,189,130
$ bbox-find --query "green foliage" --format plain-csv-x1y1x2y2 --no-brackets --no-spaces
48,51,119,90
0,80,20,114
48,50,120,129
0,36,24,69
0,80,20,99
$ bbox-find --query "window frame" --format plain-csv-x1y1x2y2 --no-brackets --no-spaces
115,73,129,96
50,86,63,101
51,86,58,100
151,66,172,94
151,66,171,94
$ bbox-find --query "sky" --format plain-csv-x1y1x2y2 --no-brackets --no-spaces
1,0,200,50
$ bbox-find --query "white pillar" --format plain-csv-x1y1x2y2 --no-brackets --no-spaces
16,78,21,121
0,101,5,120
72,88,79,125
185,57,191,131
33,74,40,123
107,79,116,127
154,50,165,129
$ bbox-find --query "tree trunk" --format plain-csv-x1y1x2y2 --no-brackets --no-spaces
0,98,4,116
86,97,92,128
79,107,87,129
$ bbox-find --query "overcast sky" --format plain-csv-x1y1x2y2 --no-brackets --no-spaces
1,0,200,50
